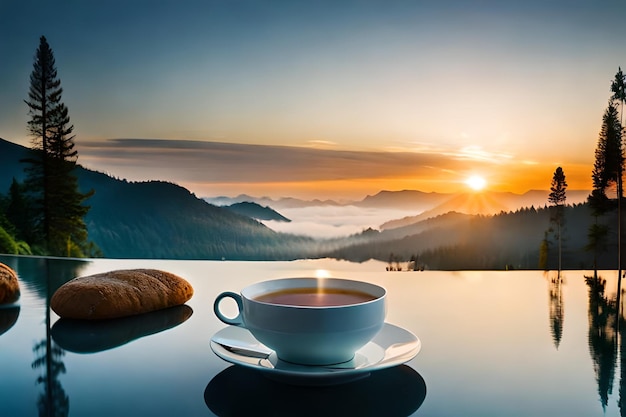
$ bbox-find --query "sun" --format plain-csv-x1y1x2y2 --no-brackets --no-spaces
465,175,487,191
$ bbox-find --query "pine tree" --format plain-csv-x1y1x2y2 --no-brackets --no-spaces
588,100,624,299
599,102,624,193
548,167,567,207
548,167,567,273
611,68,626,283
23,36,93,256
611,67,626,125
589,102,623,209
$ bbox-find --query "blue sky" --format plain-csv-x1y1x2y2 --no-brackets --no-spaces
1,1,625,198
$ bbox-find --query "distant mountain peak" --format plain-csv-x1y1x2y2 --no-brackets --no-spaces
224,201,291,222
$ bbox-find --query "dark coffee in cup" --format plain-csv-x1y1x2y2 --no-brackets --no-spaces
254,287,377,307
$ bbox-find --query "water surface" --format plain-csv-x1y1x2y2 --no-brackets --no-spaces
0,255,622,416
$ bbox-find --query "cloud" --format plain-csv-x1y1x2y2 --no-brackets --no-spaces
451,146,514,163
305,140,338,149
78,138,483,184
76,138,591,199
396,141,514,164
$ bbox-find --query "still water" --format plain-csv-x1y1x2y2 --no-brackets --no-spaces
0,254,623,416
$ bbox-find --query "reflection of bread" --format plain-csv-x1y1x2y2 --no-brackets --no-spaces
0,306,19,336
52,304,192,353
0,263,20,304
51,269,194,320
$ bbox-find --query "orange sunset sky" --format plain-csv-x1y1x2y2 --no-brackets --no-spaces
1,1,625,200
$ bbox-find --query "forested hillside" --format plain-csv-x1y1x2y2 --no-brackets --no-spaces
325,204,620,270
0,138,29,189
76,168,314,259
0,138,317,259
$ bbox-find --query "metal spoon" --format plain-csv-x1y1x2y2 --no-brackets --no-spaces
212,335,273,359
212,336,365,371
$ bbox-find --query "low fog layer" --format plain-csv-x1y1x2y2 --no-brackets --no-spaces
261,206,422,239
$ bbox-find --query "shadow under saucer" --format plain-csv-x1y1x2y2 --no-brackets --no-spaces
51,304,193,353
0,304,19,336
204,364,427,417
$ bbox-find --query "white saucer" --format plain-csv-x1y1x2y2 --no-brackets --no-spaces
210,323,421,385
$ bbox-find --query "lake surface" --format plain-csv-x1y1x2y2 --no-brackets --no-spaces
0,254,624,416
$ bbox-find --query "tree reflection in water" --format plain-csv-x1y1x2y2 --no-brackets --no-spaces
548,272,565,349
617,308,626,417
585,275,618,412
27,258,89,417
32,338,68,416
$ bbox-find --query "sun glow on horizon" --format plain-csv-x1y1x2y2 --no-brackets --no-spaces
465,175,488,191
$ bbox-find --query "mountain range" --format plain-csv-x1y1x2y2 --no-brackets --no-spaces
205,188,591,230
0,138,612,270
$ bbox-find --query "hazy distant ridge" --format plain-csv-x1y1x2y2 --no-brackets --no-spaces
223,202,291,222
205,188,591,227
204,194,343,209
380,189,590,230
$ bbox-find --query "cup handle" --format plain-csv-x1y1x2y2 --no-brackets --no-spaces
213,292,244,326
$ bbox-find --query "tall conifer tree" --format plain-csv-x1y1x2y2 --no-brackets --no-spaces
549,167,567,273
611,68,626,282
23,36,92,256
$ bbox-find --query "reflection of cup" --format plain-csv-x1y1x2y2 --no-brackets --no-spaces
0,305,19,336
204,365,426,417
51,305,193,353
213,278,386,365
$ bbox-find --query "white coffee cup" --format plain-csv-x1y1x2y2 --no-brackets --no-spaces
213,277,387,365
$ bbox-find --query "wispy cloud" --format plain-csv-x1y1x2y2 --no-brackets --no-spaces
451,146,514,163
77,138,590,199
385,142,514,163
305,140,338,149
79,138,478,182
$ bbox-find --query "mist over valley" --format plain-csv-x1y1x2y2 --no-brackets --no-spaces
206,189,591,239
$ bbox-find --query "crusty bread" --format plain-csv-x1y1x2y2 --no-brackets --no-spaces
0,263,20,305
51,269,193,320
